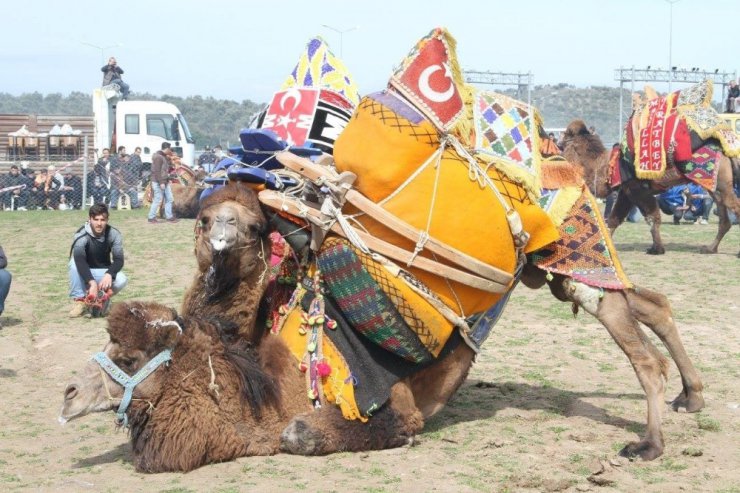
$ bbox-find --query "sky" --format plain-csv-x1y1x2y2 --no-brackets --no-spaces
1,0,738,106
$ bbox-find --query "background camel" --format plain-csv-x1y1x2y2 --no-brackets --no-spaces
173,184,702,461
561,119,740,256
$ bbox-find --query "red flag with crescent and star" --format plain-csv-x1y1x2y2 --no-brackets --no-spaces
390,33,464,131
261,88,320,146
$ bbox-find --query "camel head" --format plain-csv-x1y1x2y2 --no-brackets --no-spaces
59,301,182,425
560,120,611,199
194,184,271,298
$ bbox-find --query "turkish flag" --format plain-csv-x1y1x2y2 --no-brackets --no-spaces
261,88,319,146
391,37,463,130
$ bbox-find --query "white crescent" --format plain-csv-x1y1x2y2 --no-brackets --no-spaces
279,88,302,112
418,65,455,103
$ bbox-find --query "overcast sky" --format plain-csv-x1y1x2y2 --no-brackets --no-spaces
2,0,737,105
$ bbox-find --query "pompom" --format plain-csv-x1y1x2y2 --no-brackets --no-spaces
317,361,332,377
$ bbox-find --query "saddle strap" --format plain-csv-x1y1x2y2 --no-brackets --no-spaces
275,151,514,289
259,190,509,294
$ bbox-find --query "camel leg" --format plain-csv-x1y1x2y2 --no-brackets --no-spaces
625,286,704,411
280,382,424,455
700,157,740,255
622,185,665,255
558,279,669,460
606,188,631,234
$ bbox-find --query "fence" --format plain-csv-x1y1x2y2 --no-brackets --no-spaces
0,136,145,212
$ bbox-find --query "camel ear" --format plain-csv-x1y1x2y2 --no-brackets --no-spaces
644,85,658,100
147,310,184,348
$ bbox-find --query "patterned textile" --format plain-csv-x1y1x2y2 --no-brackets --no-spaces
281,37,360,107
473,90,542,197
389,28,467,133
318,238,440,363
676,79,713,107
531,187,632,290
537,186,583,227
676,143,721,191
635,95,674,179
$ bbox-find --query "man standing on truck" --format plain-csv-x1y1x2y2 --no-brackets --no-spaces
147,142,178,223
101,57,130,100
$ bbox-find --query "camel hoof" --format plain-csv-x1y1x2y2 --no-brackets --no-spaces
646,246,665,255
671,391,705,413
619,439,663,461
280,417,327,456
699,246,717,254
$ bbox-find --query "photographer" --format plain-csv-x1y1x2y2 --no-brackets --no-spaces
101,56,130,100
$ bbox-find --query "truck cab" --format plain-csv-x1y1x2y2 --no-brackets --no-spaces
92,88,195,173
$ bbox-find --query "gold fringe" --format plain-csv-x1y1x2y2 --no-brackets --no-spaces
543,186,582,227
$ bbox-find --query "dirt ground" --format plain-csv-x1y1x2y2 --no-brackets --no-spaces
0,208,738,493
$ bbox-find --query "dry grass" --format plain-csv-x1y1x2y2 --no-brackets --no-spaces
0,208,738,492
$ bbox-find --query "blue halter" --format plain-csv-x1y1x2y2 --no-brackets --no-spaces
92,349,172,427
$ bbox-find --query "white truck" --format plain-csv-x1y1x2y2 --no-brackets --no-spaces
92,86,195,171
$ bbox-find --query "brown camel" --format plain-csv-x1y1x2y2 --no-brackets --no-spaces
180,185,272,343
58,301,308,472
561,119,740,256
183,185,703,460
60,184,704,468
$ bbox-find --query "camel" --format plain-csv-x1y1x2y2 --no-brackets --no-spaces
58,301,309,472
561,119,740,256
63,184,702,465
180,185,272,343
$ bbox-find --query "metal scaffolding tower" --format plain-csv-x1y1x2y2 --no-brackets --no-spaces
464,70,533,106
614,66,736,134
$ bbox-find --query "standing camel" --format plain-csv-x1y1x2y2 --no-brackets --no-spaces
562,119,740,256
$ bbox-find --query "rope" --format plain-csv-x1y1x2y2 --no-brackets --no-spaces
207,355,221,402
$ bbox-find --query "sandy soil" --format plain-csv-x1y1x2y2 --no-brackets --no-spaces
0,209,738,492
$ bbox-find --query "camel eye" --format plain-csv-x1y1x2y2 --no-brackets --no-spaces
118,357,136,372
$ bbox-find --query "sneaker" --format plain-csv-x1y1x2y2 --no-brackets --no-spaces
699,218,708,225
17,206,27,211
166,217,179,223
147,218,159,224
68,300,88,318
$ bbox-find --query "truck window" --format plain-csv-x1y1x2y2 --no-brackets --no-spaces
176,114,195,144
125,114,140,134
146,114,177,140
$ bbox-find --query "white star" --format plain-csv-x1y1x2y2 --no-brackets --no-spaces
277,115,295,128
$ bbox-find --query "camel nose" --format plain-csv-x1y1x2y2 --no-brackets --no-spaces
64,384,79,401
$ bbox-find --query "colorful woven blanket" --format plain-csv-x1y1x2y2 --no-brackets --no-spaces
532,186,631,290
676,143,722,191
473,90,543,198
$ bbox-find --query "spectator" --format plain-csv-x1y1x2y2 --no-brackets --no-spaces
109,146,128,209
681,183,713,225
60,170,83,209
127,147,143,206
214,144,224,160
1,165,30,211
727,80,740,113
197,145,218,173
44,164,64,209
101,57,130,100
68,203,127,318
0,243,11,328
658,184,691,225
147,142,178,223
89,149,111,205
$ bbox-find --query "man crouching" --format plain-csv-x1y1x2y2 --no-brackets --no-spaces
68,203,127,317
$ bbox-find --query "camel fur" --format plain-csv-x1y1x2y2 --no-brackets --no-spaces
562,119,740,256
